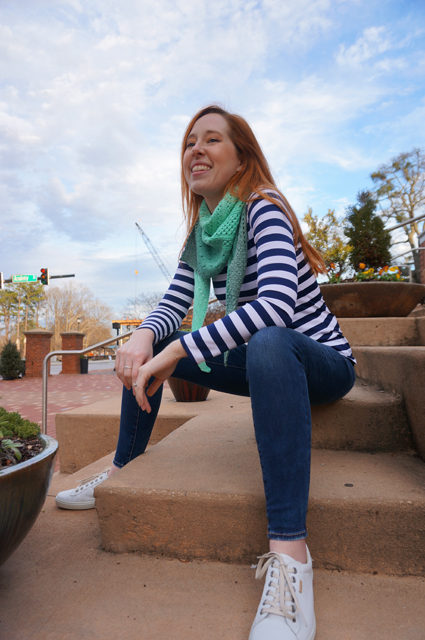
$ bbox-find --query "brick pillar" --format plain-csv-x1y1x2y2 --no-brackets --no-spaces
23,330,54,378
60,332,86,375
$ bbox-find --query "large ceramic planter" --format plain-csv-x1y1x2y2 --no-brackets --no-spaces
0,434,58,567
167,377,210,402
320,282,425,318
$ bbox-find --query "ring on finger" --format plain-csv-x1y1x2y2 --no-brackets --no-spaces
124,366,131,369
133,382,138,387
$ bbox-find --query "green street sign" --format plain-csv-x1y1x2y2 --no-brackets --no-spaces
12,274,38,283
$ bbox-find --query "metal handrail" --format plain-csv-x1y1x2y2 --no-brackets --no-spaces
42,329,135,435
387,213,425,232
392,246,425,260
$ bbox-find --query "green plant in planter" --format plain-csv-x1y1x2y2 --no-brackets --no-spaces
0,407,41,438
354,264,405,282
0,340,25,380
0,425,23,461
0,406,41,467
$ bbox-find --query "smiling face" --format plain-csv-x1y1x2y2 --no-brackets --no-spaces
183,113,241,213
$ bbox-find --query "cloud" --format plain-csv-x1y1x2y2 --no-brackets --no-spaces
0,0,424,313
248,74,386,173
336,27,393,68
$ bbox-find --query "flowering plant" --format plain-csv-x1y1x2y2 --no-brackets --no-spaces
354,264,404,281
327,263,405,283
327,264,343,283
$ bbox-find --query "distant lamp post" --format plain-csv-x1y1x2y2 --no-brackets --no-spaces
77,317,81,331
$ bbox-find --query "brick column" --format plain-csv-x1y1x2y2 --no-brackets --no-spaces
23,330,54,378
60,332,86,375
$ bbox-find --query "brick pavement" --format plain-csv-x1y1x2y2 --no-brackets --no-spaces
0,371,125,471
0,371,124,439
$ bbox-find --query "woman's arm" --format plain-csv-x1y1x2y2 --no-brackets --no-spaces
116,261,195,389
180,197,300,365
133,339,187,412
140,262,195,344
115,327,155,390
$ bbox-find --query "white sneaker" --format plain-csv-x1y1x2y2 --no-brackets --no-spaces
55,469,110,510
249,547,316,640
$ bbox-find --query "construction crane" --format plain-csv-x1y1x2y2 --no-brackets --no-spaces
135,222,172,283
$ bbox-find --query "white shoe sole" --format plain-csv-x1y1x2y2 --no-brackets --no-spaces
55,496,96,510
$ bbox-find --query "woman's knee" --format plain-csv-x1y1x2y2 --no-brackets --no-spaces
247,327,298,375
248,326,295,356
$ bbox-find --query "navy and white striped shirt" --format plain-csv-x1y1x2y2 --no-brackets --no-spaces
140,194,355,365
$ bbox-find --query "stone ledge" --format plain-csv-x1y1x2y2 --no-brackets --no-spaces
95,411,425,575
338,317,425,346
354,346,425,460
55,381,412,474
55,389,251,473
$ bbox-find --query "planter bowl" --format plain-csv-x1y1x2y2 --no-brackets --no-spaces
320,282,425,318
0,434,58,567
168,378,210,402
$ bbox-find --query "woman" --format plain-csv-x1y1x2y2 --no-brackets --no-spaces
56,105,356,640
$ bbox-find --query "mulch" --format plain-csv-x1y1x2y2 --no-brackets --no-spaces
0,435,44,469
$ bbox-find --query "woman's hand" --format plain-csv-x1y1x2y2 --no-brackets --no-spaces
134,340,187,413
115,329,155,390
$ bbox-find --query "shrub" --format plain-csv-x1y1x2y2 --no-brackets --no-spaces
0,407,40,438
0,341,25,380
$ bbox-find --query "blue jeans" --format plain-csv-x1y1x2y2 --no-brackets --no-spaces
114,327,355,540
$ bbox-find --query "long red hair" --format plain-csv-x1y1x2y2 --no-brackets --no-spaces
180,105,326,276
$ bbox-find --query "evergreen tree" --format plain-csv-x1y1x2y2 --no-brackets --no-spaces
0,341,25,380
344,191,392,271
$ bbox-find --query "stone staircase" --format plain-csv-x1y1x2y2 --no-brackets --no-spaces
53,317,425,579
92,380,425,576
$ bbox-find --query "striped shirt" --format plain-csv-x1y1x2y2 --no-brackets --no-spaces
140,193,355,365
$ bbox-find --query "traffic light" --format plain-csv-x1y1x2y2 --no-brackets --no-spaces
40,268,50,285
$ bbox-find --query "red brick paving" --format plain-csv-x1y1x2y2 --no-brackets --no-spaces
0,370,123,439
0,371,125,471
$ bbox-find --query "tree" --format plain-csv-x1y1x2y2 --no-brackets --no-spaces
0,282,45,352
371,148,425,278
0,340,25,380
344,191,392,271
123,292,165,320
44,283,113,351
0,288,18,343
303,208,352,277
14,283,45,354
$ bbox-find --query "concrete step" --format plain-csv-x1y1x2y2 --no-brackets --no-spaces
4,479,425,640
94,408,425,576
311,379,411,453
354,346,425,461
55,379,412,475
339,316,425,346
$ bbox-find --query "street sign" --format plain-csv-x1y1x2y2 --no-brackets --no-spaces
12,274,38,283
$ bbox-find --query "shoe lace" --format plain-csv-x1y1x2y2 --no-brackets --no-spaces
255,551,307,627
76,468,110,491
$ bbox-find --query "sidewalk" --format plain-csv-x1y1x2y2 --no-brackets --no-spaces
0,370,123,439
1,460,424,639
1,372,425,638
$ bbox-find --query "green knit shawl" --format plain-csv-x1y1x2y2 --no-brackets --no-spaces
181,193,247,372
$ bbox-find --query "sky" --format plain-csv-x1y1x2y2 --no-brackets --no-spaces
0,0,424,317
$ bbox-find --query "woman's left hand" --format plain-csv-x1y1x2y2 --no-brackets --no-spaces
133,340,187,412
